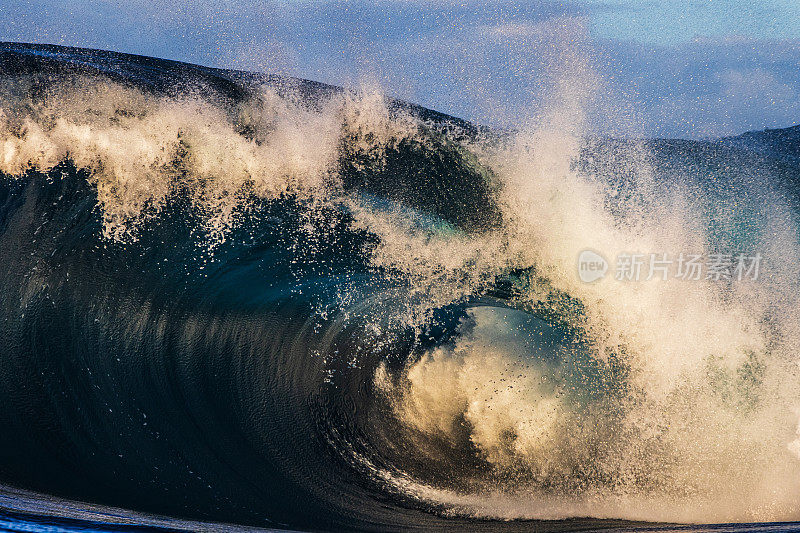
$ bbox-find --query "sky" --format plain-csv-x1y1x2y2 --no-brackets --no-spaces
2,0,800,138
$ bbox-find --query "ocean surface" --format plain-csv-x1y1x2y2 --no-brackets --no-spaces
0,43,799,532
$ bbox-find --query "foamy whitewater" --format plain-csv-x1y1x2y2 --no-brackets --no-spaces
0,43,799,531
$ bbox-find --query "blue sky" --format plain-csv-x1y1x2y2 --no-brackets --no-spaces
3,0,800,138
587,0,800,44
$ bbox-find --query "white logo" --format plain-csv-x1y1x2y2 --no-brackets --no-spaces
578,250,608,283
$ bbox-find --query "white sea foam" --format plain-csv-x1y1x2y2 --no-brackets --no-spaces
367,42,800,522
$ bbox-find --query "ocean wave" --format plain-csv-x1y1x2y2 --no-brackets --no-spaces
1,43,799,530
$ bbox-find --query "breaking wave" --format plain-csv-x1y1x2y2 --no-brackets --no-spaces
0,42,799,530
